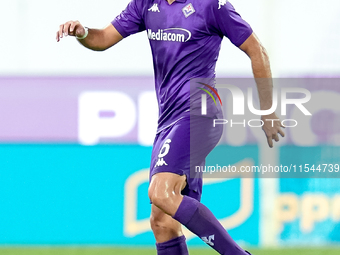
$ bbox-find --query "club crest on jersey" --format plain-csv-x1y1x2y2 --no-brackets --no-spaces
218,0,228,9
148,3,160,12
182,3,195,18
155,139,171,167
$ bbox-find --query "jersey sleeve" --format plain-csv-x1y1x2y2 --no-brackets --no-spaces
111,0,146,38
208,1,253,47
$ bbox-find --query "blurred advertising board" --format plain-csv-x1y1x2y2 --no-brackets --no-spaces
0,77,339,246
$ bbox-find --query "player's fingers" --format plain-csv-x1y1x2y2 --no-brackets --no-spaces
64,22,71,36
69,21,79,34
273,133,280,142
59,24,64,39
280,122,286,128
56,31,60,42
267,135,273,148
278,128,285,138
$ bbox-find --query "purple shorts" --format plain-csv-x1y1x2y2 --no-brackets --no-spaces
149,114,223,202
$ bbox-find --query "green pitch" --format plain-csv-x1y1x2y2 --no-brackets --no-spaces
0,247,340,255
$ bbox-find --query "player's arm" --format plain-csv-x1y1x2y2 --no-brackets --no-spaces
239,33,285,148
56,21,123,51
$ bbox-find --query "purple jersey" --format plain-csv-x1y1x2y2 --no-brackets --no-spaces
112,0,252,132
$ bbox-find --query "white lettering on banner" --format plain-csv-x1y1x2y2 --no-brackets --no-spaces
138,92,158,146
78,91,136,145
78,91,157,146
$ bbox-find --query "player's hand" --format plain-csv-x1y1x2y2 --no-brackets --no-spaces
56,20,85,42
261,112,285,148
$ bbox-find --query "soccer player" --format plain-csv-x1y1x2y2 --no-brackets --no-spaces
57,0,285,254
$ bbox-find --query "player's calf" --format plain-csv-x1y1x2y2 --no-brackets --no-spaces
150,205,183,243
150,200,189,254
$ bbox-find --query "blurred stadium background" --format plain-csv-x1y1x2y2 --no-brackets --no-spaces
1,0,340,254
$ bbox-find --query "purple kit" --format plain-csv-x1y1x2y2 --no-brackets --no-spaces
112,0,252,199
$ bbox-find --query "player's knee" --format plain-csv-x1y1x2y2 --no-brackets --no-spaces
149,185,180,213
148,173,187,214
148,186,170,210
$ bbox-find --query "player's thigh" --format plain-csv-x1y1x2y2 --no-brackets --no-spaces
149,172,187,197
150,204,183,243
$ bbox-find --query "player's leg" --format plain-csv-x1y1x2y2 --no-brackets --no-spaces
149,173,188,254
150,204,183,243
149,172,249,255
149,172,186,216
150,204,189,255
